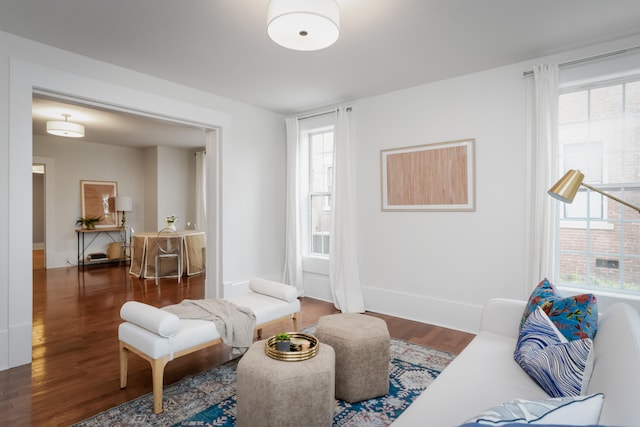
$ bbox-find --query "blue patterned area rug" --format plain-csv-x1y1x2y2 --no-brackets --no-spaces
73,334,455,427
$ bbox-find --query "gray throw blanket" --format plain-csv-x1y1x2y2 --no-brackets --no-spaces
162,299,256,354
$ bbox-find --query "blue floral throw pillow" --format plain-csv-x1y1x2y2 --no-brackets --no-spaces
520,278,597,341
514,306,595,397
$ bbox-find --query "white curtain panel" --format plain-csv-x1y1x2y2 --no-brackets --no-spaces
524,64,559,296
329,107,365,313
195,150,207,231
282,117,304,295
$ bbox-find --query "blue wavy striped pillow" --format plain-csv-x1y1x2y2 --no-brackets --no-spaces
514,306,594,397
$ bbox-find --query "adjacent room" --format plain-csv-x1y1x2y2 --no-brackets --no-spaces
2,1,640,426
31,94,208,271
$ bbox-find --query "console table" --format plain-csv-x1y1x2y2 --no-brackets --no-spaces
76,227,128,267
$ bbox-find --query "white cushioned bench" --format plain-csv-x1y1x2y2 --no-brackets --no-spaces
118,278,300,414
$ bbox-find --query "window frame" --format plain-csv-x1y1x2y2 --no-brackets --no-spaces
554,74,640,295
298,114,336,274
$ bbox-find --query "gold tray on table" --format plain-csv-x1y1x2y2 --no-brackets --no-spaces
265,332,319,361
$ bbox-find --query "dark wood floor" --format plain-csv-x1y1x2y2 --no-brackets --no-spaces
32,249,45,271
0,263,474,426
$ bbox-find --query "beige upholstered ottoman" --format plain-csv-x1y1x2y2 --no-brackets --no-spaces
315,313,390,403
236,339,336,427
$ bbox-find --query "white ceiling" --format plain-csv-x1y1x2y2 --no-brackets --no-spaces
3,0,640,146
32,95,207,148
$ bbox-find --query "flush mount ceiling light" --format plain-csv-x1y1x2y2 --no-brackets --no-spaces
267,0,340,51
46,113,85,138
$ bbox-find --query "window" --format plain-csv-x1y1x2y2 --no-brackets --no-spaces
308,129,334,256
298,114,335,259
555,76,640,293
560,142,604,220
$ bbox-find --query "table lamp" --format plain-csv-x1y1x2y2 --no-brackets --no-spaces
115,196,133,227
548,169,640,213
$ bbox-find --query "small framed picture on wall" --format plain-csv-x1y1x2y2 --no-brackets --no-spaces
80,180,118,227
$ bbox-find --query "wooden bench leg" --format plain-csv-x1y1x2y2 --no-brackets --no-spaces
151,357,170,414
292,312,300,332
119,341,128,389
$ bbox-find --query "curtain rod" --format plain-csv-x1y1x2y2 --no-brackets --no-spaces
298,109,338,121
522,45,640,77
297,106,352,121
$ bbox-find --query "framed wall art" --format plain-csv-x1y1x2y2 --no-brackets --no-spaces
380,138,475,211
80,180,118,227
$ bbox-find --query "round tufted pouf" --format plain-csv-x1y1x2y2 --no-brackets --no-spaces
315,313,390,403
236,339,336,427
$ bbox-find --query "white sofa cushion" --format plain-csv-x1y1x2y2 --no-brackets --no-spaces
392,299,543,427
120,301,180,337
464,393,604,425
118,318,221,359
249,277,298,302
391,331,549,426
226,291,300,325
587,303,640,425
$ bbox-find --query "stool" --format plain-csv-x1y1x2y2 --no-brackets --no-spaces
315,313,390,403
236,339,336,427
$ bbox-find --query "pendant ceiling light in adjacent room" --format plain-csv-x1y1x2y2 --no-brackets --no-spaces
267,0,340,51
46,113,85,138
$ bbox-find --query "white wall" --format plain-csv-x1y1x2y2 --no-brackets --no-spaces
354,64,526,333
32,173,45,245
156,146,198,231
303,34,640,333
144,147,158,231
221,110,287,283
0,30,286,370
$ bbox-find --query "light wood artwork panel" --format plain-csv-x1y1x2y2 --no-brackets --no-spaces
380,138,475,211
386,145,468,206
81,180,118,227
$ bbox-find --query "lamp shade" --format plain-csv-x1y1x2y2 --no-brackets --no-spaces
548,169,585,203
267,0,340,51
46,114,85,138
115,196,133,212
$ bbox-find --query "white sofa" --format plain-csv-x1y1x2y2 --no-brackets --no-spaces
118,278,300,414
391,298,640,426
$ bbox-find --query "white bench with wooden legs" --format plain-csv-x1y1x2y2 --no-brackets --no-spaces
118,278,300,414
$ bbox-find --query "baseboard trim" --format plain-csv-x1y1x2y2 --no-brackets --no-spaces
0,329,7,371
362,286,482,334
302,277,483,334
7,321,32,369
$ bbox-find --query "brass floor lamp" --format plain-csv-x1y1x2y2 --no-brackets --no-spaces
548,169,640,213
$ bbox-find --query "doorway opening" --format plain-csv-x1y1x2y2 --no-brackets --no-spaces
8,59,228,369
32,163,45,271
